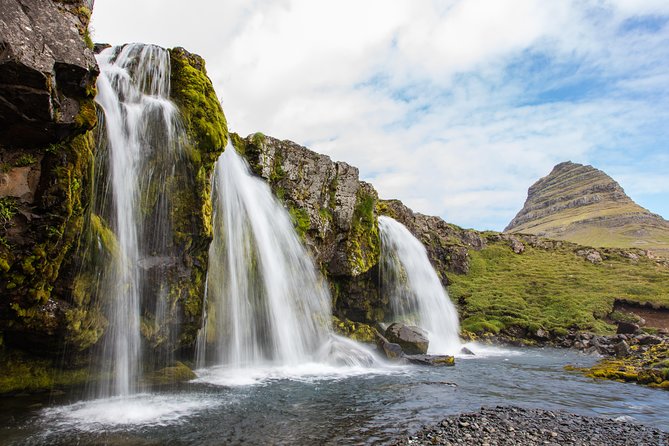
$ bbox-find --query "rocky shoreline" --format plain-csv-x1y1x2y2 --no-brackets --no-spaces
393,406,668,446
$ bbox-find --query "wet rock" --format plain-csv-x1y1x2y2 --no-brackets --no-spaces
617,321,640,335
376,335,404,361
534,328,550,340
384,322,429,355
0,0,98,147
637,335,662,346
145,362,196,385
460,347,475,355
404,354,455,367
614,340,631,358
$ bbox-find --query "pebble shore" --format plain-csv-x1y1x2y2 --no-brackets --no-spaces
393,406,668,446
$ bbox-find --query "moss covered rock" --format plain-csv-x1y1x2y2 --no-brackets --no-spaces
166,47,228,351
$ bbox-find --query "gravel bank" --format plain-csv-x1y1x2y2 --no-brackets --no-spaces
394,406,668,446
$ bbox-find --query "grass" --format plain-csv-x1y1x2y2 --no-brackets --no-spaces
447,238,669,336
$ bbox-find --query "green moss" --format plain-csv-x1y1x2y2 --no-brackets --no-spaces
376,199,400,219
144,362,196,386
13,154,37,167
580,342,669,389
169,47,228,159
289,206,311,240
0,354,91,394
270,151,285,183
332,316,377,343
64,307,107,351
0,197,18,231
251,132,266,148
75,99,97,130
346,186,380,275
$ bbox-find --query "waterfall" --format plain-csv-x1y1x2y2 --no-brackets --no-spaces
197,145,333,368
94,44,184,397
378,216,461,355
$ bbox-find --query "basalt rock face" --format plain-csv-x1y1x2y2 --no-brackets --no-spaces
505,161,669,257
1,16,227,387
0,0,99,359
0,0,98,148
234,133,385,322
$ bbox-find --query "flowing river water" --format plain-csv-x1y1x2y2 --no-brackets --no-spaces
2,347,668,445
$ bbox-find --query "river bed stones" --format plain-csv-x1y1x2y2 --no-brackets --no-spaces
393,406,668,446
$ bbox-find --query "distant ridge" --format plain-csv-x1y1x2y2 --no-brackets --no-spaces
505,161,669,257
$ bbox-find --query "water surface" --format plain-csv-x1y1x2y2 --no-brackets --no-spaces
2,347,667,445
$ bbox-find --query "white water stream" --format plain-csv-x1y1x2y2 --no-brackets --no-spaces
95,44,183,397
196,145,379,379
379,216,461,355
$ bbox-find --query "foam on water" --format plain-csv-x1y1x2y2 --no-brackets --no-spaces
196,334,399,386
455,342,526,359
39,393,222,430
195,362,405,387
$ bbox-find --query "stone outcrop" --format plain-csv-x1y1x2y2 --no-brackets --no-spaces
234,133,385,322
384,322,429,355
0,0,98,147
505,161,669,257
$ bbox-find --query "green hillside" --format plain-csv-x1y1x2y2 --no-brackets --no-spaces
447,235,669,337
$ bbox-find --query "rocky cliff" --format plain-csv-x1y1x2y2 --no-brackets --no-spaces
505,161,669,257
233,133,384,322
1,0,99,357
0,1,228,390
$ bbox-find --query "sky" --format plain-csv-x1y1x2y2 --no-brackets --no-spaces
90,0,669,231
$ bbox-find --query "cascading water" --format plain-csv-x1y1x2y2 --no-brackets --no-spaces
379,216,461,355
197,146,331,368
197,145,377,374
93,44,184,397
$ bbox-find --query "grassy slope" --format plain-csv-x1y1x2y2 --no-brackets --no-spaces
447,238,669,336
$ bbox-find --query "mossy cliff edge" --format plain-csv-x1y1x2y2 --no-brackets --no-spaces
1,0,101,392
1,1,228,393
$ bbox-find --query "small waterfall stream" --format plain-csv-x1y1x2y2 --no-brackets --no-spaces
197,145,377,375
94,44,184,397
379,216,461,354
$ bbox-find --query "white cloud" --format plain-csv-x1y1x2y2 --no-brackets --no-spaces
91,0,669,229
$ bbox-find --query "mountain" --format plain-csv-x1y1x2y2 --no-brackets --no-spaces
505,161,669,257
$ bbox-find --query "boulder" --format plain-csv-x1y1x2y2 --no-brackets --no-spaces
616,321,640,335
0,0,98,147
145,362,196,385
637,335,662,346
384,322,429,355
613,340,631,358
460,347,475,355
